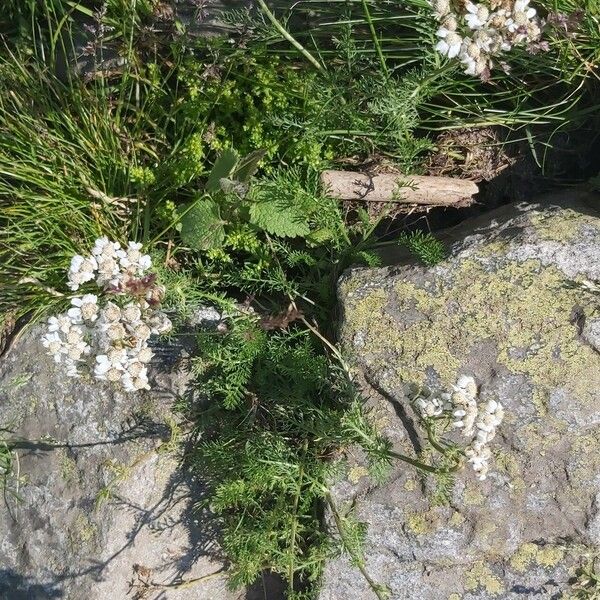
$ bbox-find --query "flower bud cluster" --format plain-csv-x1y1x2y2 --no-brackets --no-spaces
414,374,504,480
42,238,172,393
430,0,544,79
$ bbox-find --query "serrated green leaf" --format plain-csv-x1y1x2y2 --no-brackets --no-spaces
249,199,310,239
206,149,239,193
180,198,226,250
306,227,335,245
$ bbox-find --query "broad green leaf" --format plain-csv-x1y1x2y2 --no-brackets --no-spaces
205,149,239,193
180,198,225,250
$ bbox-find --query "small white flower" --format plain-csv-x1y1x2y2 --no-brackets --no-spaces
71,294,99,322
431,0,450,18
464,2,489,30
122,303,142,324
48,315,72,334
147,312,172,335
67,255,97,290
514,0,536,19
138,254,152,271
94,355,111,377
436,30,463,59
42,331,64,361
67,306,83,324
64,359,81,378
136,346,154,363
91,237,110,256
101,302,122,323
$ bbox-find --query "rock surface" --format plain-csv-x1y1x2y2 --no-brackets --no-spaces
0,332,238,600
321,193,600,599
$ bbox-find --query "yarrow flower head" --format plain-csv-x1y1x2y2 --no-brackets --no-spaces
43,238,171,393
430,0,545,79
414,374,505,481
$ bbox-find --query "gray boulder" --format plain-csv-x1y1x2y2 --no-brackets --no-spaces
0,331,238,600
321,192,600,599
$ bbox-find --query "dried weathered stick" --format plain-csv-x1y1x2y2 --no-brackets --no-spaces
321,170,478,206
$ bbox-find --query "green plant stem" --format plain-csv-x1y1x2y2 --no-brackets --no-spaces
255,0,326,73
326,493,389,600
287,440,307,591
361,0,389,78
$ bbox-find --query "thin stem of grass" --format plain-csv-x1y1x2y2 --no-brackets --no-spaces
361,0,389,78
255,0,326,73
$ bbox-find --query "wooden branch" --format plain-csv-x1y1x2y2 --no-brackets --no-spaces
321,170,478,207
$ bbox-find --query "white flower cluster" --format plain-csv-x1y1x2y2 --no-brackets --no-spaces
68,238,152,291
42,238,172,393
414,375,504,480
431,0,543,78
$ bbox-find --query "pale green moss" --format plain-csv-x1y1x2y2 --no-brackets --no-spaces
464,561,505,595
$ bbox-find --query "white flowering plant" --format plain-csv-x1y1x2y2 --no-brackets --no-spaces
414,375,505,480
41,238,172,393
431,0,545,79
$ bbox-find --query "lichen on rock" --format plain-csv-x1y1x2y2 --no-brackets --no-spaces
321,194,600,600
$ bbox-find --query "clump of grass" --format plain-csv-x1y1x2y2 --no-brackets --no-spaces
0,56,133,318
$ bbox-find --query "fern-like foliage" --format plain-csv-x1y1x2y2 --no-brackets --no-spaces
190,325,390,592
398,231,446,266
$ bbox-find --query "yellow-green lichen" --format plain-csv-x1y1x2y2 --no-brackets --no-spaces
462,483,485,506
571,434,600,486
528,209,595,244
404,477,417,492
405,509,441,536
479,521,498,539
494,450,526,495
448,511,465,528
464,561,505,595
59,450,78,484
343,256,600,418
510,542,565,572
448,594,462,600
69,514,98,549
347,466,369,484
